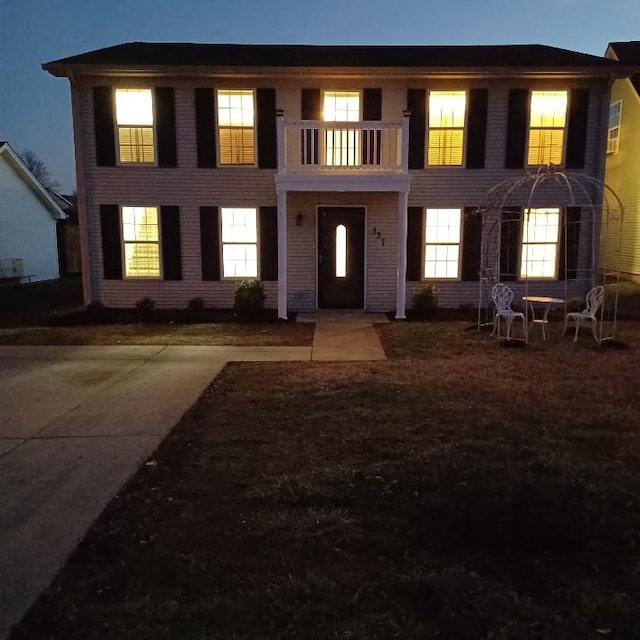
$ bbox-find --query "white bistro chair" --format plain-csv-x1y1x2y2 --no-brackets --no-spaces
563,285,605,342
491,283,528,342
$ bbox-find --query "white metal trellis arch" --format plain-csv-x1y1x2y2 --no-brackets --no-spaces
476,165,624,342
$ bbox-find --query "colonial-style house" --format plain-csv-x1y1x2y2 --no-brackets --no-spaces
602,41,640,281
43,43,626,318
0,142,66,283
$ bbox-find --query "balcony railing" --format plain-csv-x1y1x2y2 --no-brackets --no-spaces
276,112,410,175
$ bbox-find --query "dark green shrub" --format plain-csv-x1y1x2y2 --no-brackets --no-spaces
187,297,205,312
234,280,266,320
411,284,439,320
135,296,155,320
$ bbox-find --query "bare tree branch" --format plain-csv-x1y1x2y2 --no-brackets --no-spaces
19,149,60,190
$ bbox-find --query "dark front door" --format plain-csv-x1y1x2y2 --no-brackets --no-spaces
318,207,365,309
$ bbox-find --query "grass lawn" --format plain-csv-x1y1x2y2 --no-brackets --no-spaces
11,321,640,639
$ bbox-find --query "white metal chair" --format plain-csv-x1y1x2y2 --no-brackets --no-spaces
491,283,527,342
562,285,605,342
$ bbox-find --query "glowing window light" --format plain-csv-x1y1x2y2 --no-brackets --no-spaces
336,224,347,278
520,207,560,278
427,91,466,166
527,91,567,166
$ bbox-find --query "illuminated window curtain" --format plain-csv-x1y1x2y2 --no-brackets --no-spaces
520,208,560,278
323,91,360,166
115,89,155,163
122,206,160,277
427,91,466,166
221,208,258,277
217,90,255,165
424,208,462,278
527,91,567,166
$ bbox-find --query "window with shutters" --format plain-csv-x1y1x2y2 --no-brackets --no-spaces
121,206,161,277
221,208,258,278
115,89,155,164
427,91,466,166
424,208,462,279
217,90,256,165
520,207,560,279
607,101,622,154
527,91,568,166
323,91,361,166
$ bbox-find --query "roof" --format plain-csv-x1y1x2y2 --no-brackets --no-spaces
607,41,640,94
43,42,622,76
0,143,66,221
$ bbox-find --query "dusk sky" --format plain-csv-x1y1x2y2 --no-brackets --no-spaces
1,0,638,193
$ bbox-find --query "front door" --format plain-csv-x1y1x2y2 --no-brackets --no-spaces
318,207,365,309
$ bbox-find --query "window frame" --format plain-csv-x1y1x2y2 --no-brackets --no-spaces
426,90,468,167
120,205,162,279
526,90,568,167
607,100,622,155
219,206,260,280
114,88,157,166
215,89,257,167
422,207,463,280
519,207,561,281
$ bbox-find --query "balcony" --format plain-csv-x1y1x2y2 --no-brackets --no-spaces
275,112,410,192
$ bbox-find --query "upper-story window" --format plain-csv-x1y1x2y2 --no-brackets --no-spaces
607,101,622,155
323,91,361,166
217,90,256,165
115,89,155,164
427,91,466,166
121,206,161,277
527,91,568,166
520,207,560,279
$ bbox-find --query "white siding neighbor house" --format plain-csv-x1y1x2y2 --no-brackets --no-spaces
0,142,66,283
43,43,630,317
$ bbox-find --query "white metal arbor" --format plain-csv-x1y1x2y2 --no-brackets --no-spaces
476,165,624,342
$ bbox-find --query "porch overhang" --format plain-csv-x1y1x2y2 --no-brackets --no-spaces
275,174,411,193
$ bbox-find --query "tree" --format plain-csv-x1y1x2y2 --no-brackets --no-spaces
19,149,60,190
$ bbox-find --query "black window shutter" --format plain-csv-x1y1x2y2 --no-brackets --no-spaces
500,207,522,281
466,89,488,169
363,88,382,120
155,87,177,167
259,206,278,281
160,206,182,280
406,206,424,281
257,89,277,169
301,89,321,119
558,207,581,280
200,206,220,280
461,207,482,280
407,89,426,169
100,204,122,279
195,88,216,168
565,89,589,169
505,89,529,169
93,87,116,167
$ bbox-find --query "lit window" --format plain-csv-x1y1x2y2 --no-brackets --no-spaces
221,208,258,278
424,208,462,279
427,91,466,166
607,101,622,154
217,90,255,165
336,224,347,278
520,208,560,279
527,91,567,166
323,91,360,167
121,206,160,277
115,89,155,164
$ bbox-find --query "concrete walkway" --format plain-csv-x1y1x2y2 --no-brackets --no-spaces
0,318,386,638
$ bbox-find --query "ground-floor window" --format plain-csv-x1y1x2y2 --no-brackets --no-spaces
424,208,462,279
221,207,258,278
520,207,560,279
121,206,161,277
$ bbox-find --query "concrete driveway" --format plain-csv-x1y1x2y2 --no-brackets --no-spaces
0,344,309,639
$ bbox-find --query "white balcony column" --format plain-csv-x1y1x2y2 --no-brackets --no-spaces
395,190,409,320
401,110,411,174
277,189,288,319
276,109,285,174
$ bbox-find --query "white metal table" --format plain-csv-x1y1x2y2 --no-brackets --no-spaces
522,296,565,340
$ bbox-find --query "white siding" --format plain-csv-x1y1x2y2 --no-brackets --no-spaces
0,155,60,282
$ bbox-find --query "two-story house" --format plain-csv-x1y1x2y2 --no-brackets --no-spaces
43,43,625,318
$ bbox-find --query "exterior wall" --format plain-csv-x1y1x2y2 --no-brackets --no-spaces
0,156,60,282
72,73,608,310
602,77,640,279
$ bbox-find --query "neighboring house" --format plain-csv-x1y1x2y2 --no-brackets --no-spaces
50,191,82,275
602,41,640,281
0,142,66,283
43,43,628,317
